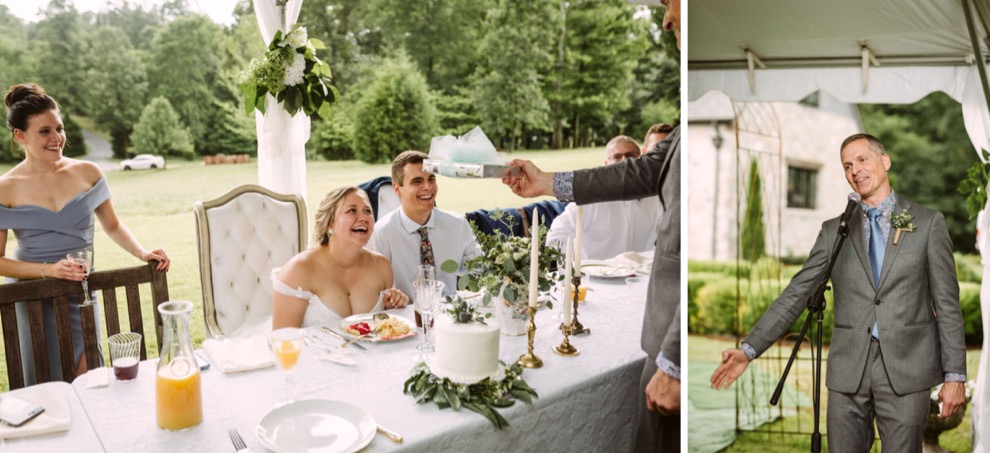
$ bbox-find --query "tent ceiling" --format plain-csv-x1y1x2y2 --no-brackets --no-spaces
689,0,990,69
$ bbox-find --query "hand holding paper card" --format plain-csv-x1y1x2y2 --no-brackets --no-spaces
424,126,518,178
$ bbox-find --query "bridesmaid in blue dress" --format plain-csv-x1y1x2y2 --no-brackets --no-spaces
0,83,170,385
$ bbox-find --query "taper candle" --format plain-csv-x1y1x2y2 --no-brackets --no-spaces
574,206,584,273
528,213,540,308
563,237,573,324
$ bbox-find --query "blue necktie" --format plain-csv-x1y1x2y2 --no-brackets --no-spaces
868,208,884,338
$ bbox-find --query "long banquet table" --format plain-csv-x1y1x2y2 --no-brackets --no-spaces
21,275,650,452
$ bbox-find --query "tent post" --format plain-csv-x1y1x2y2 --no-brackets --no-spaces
964,0,990,116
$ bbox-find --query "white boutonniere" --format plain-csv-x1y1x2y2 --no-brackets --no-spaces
891,209,916,245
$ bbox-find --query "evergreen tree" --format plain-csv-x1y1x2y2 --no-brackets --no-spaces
145,15,223,155
83,26,149,158
469,0,553,150
546,0,640,148
130,96,194,159
352,53,437,164
741,158,766,261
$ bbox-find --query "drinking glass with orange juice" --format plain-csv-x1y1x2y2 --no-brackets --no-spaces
270,328,305,406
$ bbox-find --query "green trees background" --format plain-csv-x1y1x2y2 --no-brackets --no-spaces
0,0,678,164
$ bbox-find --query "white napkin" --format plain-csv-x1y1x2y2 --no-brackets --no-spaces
0,383,71,439
612,251,653,275
202,335,274,374
84,368,109,389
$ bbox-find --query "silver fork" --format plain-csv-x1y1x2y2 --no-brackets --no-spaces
228,427,249,453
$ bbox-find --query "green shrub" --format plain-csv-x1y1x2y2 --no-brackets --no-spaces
690,272,835,344
955,253,982,284
959,281,982,345
311,100,356,161
688,272,725,332
749,256,783,280
741,157,766,261
352,53,437,164
688,260,750,279
130,96,194,159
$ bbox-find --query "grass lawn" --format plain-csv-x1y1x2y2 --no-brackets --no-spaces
690,335,979,452
0,148,604,390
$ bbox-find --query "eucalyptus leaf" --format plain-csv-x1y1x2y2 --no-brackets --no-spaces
440,259,460,274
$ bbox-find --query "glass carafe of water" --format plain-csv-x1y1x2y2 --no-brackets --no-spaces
155,300,203,431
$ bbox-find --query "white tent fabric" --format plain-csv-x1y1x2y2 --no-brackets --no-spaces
253,0,310,200
688,0,990,446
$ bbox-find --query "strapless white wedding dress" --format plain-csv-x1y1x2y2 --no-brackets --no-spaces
228,269,385,338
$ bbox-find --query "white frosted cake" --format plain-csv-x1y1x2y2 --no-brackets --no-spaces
430,313,501,383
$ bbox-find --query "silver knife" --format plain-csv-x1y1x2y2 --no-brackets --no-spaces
321,326,369,352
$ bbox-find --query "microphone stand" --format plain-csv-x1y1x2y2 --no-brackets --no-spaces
769,214,851,453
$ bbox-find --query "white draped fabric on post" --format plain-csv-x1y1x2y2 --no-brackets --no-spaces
689,0,990,447
253,0,310,200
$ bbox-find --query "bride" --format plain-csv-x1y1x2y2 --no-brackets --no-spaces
232,187,408,337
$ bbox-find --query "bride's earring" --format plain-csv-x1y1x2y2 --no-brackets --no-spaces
327,228,334,236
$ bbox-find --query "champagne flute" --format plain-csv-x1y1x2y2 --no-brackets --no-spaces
66,250,93,306
414,265,436,332
269,328,304,406
414,280,444,362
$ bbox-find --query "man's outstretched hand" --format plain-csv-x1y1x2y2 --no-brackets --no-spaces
710,348,750,390
502,159,554,198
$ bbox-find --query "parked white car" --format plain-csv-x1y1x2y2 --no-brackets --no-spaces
120,154,165,170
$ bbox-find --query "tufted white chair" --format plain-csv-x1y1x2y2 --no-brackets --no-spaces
194,185,307,338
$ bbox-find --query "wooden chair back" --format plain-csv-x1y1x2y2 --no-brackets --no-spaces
0,260,169,389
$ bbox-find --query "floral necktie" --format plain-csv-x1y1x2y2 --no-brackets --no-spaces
417,227,434,266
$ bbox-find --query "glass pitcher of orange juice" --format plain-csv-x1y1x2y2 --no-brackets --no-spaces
155,301,202,431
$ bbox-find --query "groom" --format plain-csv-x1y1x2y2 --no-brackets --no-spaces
711,134,967,451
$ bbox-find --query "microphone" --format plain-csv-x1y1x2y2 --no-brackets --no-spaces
839,192,862,229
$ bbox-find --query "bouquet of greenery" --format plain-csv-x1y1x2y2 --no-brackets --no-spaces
442,210,562,322
240,24,338,119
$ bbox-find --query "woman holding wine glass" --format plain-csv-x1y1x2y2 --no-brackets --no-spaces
0,83,170,385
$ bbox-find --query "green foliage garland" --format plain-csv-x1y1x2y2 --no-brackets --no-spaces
403,361,538,429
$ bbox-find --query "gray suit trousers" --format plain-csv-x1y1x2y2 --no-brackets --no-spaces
826,339,929,452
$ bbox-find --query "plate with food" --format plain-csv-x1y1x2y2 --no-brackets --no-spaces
338,313,416,342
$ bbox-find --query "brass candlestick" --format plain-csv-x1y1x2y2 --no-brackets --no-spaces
553,321,579,356
517,305,543,368
571,274,589,334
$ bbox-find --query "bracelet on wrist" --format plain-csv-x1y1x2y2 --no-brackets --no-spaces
40,262,47,279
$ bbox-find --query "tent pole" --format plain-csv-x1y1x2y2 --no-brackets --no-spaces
964,0,990,115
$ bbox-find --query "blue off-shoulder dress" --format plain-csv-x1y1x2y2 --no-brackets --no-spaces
0,177,110,385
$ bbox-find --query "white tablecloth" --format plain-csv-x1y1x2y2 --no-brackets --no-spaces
4,381,103,452
69,277,650,452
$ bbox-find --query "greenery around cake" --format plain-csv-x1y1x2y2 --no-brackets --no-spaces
444,295,493,325
404,361,538,429
440,209,563,310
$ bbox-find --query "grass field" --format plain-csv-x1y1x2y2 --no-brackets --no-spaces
690,335,979,452
0,148,604,389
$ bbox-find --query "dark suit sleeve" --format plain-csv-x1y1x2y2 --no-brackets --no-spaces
927,212,967,376
744,223,833,356
571,127,675,204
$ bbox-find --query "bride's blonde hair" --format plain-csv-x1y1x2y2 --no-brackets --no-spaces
312,186,368,246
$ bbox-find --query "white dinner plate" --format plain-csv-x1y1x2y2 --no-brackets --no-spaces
256,399,375,453
581,264,638,279
338,314,417,342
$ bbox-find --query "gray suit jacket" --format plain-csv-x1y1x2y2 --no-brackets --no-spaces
744,197,966,394
573,125,681,367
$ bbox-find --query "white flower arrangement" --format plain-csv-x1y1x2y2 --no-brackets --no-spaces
240,24,338,119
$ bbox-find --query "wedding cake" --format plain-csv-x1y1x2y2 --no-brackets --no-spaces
430,313,501,383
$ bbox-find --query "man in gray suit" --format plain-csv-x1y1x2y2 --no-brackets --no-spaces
502,6,681,452
711,134,967,451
